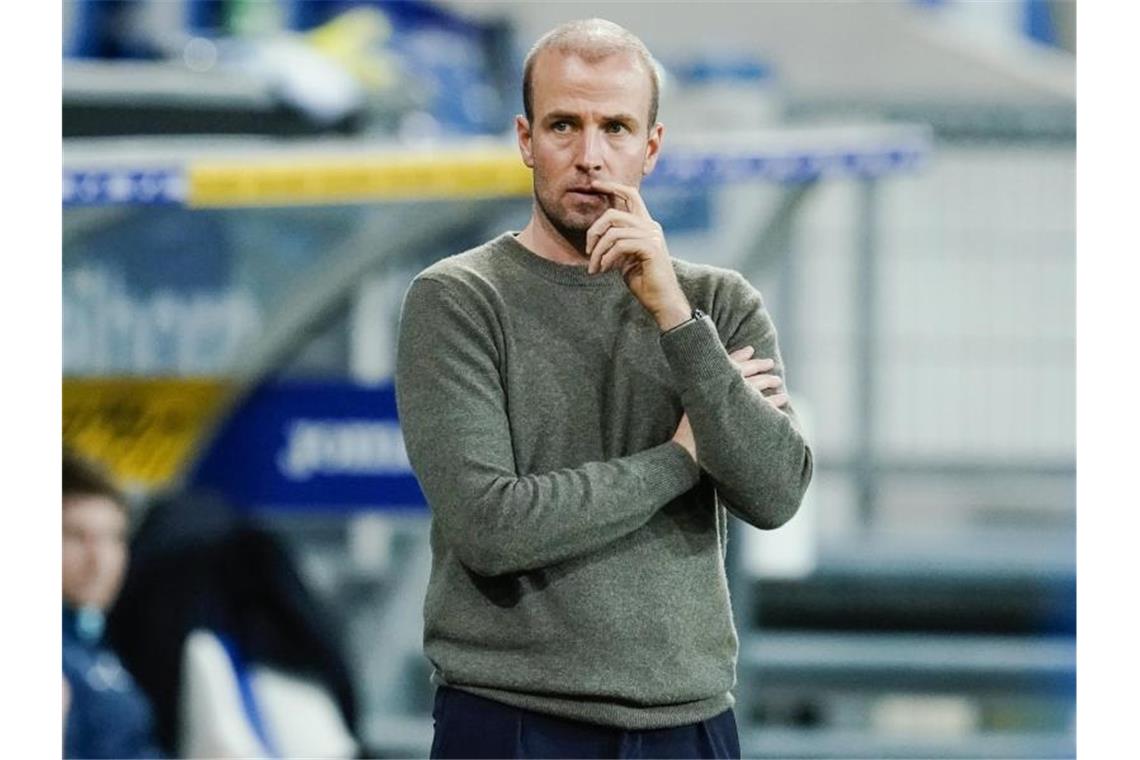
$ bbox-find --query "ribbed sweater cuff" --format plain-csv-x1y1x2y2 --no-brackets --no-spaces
659,315,734,391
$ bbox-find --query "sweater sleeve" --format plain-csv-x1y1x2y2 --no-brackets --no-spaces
396,276,701,577
660,274,813,529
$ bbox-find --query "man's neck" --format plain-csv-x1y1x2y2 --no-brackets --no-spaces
516,206,588,267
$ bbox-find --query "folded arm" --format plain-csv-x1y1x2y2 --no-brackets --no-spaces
396,277,700,577
661,275,813,529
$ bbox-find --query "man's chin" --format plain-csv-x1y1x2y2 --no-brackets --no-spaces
557,206,605,232
535,196,601,249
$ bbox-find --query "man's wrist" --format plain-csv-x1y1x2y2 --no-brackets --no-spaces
654,297,693,332
659,306,706,335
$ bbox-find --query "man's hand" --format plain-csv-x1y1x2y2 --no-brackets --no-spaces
585,180,691,331
730,345,790,410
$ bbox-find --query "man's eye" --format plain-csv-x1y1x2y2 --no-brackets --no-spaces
551,121,571,132
606,122,627,134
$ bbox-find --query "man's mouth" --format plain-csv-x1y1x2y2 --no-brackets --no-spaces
566,187,606,200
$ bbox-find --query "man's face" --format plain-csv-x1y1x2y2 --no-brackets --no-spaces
62,495,128,612
517,49,663,245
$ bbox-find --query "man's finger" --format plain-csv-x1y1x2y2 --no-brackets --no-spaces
738,358,777,376
585,208,638,257
766,393,790,408
588,220,643,273
597,238,643,273
747,374,784,392
591,227,649,273
590,179,650,218
729,346,755,361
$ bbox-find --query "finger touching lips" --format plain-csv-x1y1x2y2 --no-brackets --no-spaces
589,179,639,213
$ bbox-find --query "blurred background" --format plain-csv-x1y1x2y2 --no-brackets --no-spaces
61,0,1076,757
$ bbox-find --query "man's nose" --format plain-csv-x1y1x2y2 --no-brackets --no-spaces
86,537,114,567
574,128,604,172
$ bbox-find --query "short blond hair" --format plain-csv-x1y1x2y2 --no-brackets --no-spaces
522,18,661,131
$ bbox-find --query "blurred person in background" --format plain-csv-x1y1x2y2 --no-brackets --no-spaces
396,18,812,760
62,448,164,759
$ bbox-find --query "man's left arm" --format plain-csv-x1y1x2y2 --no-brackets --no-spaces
585,179,812,529
660,276,813,529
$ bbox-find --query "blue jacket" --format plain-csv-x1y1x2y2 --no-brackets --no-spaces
63,605,164,759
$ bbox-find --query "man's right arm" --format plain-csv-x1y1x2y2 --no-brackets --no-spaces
395,276,700,577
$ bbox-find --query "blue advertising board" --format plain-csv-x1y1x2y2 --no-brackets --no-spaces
190,380,427,512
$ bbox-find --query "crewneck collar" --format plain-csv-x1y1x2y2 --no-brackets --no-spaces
496,232,626,288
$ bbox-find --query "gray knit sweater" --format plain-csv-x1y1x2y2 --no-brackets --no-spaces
395,232,812,730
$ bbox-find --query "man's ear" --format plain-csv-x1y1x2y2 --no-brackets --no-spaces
516,115,535,168
642,122,664,176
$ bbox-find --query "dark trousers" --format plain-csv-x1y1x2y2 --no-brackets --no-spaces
430,686,741,759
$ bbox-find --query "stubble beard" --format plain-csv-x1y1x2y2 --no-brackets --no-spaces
534,182,602,257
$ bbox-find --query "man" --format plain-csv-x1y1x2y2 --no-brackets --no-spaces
396,18,813,759
62,449,164,758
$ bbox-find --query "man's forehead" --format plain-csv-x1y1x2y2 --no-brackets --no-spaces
63,494,127,524
530,48,651,108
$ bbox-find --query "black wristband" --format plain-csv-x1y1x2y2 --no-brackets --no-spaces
662,308,707,335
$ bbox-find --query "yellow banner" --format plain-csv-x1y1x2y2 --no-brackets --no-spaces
63,378,233,490
188,148,532,208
